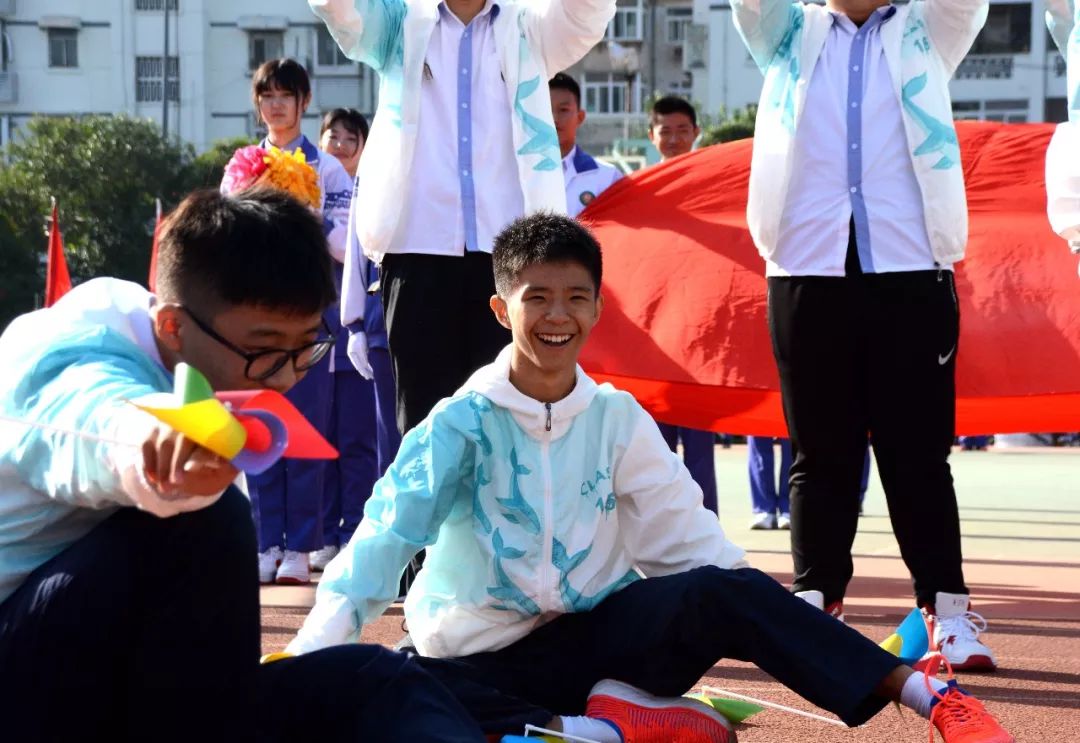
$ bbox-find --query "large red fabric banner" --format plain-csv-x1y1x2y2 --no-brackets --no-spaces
579,122,1080,436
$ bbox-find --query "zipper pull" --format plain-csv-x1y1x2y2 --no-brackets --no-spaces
935,262,943,283
545,403,552,432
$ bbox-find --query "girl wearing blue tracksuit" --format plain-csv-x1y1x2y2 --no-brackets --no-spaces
224,59,354,585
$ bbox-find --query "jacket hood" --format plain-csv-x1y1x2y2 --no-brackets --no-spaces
458,345,598,440
2,278,163,375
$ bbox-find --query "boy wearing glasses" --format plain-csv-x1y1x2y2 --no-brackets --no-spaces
231,59,354,586
0,189,487,741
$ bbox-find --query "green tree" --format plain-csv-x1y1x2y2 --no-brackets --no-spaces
0,117,257,326
186,136,252,190
699,105,758,146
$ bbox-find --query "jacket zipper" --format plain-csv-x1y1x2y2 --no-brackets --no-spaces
539,404,554,611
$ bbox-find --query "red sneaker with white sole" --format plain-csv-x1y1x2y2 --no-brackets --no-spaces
927,654,1014,743
585,679,736,743
920,592,997,672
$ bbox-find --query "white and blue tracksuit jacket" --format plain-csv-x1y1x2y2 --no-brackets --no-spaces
732,0,988,266
1045,1,1080,247
288,346,746,658
0,280,216,607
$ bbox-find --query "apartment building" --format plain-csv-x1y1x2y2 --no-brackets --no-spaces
0,0,1066,156
689,0,1068,125
0,0,377,151
563,0,700,154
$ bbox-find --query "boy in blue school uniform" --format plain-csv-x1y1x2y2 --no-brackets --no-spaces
549,73,623,218
228,59,354,585
647,96,720,514
0,188,486,743
288,213,1013,743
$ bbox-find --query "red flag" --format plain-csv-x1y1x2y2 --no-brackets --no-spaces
580,122,1080,436
148,198,162,292
44,201,72,307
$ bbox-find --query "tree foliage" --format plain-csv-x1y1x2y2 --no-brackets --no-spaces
0,117,248,328
699,105,757,147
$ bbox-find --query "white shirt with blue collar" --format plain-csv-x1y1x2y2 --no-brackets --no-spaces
563,145,623,218
396,0,522,256
771,5,940,278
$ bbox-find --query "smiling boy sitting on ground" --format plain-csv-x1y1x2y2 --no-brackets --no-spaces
289,213,1013,743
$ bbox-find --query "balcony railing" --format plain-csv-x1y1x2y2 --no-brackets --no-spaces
954,55,1014,81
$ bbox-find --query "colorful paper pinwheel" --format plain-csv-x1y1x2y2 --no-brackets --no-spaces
132,363,337,475
879,607,930,665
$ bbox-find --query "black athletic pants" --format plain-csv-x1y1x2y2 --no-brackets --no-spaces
0,488,485,743
414,567,902,734
381,251,510,435
767,237,968,607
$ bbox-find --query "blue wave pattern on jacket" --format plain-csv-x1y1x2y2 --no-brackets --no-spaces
0,280,177,605
301,347,747,658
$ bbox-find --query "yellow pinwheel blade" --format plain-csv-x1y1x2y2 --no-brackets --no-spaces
880,633,903,657
134,398,248,459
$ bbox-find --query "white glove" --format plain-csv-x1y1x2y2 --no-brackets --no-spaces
285,594,360,656
346,331,374,380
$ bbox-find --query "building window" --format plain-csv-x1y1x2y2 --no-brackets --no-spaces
135,0,179,9
606,4,643,42
666,7,693,44
48,28,78,69
952,99,1029,124
249,31,284,71
954,55,1014,80
136,56,180,102
1045,98,1068,123
316,26,352,68
583,73,641,114
668,71,692,96
969,3,1031,55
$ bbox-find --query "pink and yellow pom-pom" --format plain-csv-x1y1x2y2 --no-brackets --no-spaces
221,145,269,194
221,144,321,209
260,146,322,209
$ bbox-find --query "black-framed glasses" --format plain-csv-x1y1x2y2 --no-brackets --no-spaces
183,308,335,382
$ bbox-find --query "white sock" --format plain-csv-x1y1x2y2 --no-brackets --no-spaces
560,715,623,743
899,671,950,719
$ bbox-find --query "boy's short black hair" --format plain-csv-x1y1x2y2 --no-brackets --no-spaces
320,107,370,143
155,189,336,318
549,72,581,108
252,58,311,111
650,95,698,129
492,212,602,297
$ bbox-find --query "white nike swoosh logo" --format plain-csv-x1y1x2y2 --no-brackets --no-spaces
938,346,956,365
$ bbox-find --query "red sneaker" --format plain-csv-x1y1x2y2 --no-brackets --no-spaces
927,655,1014,743
585,680,735,743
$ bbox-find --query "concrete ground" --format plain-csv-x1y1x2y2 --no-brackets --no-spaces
261,445,1080,741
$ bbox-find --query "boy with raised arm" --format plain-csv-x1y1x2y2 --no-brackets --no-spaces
310,0,615,436
732,0,999,670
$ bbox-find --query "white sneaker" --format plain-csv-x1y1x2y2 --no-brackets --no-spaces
777,513,791,530
309,544,339,572
258,546,283,584
749,512,777,530
923,592,998,671
275,550,311,585
795,589,845,623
